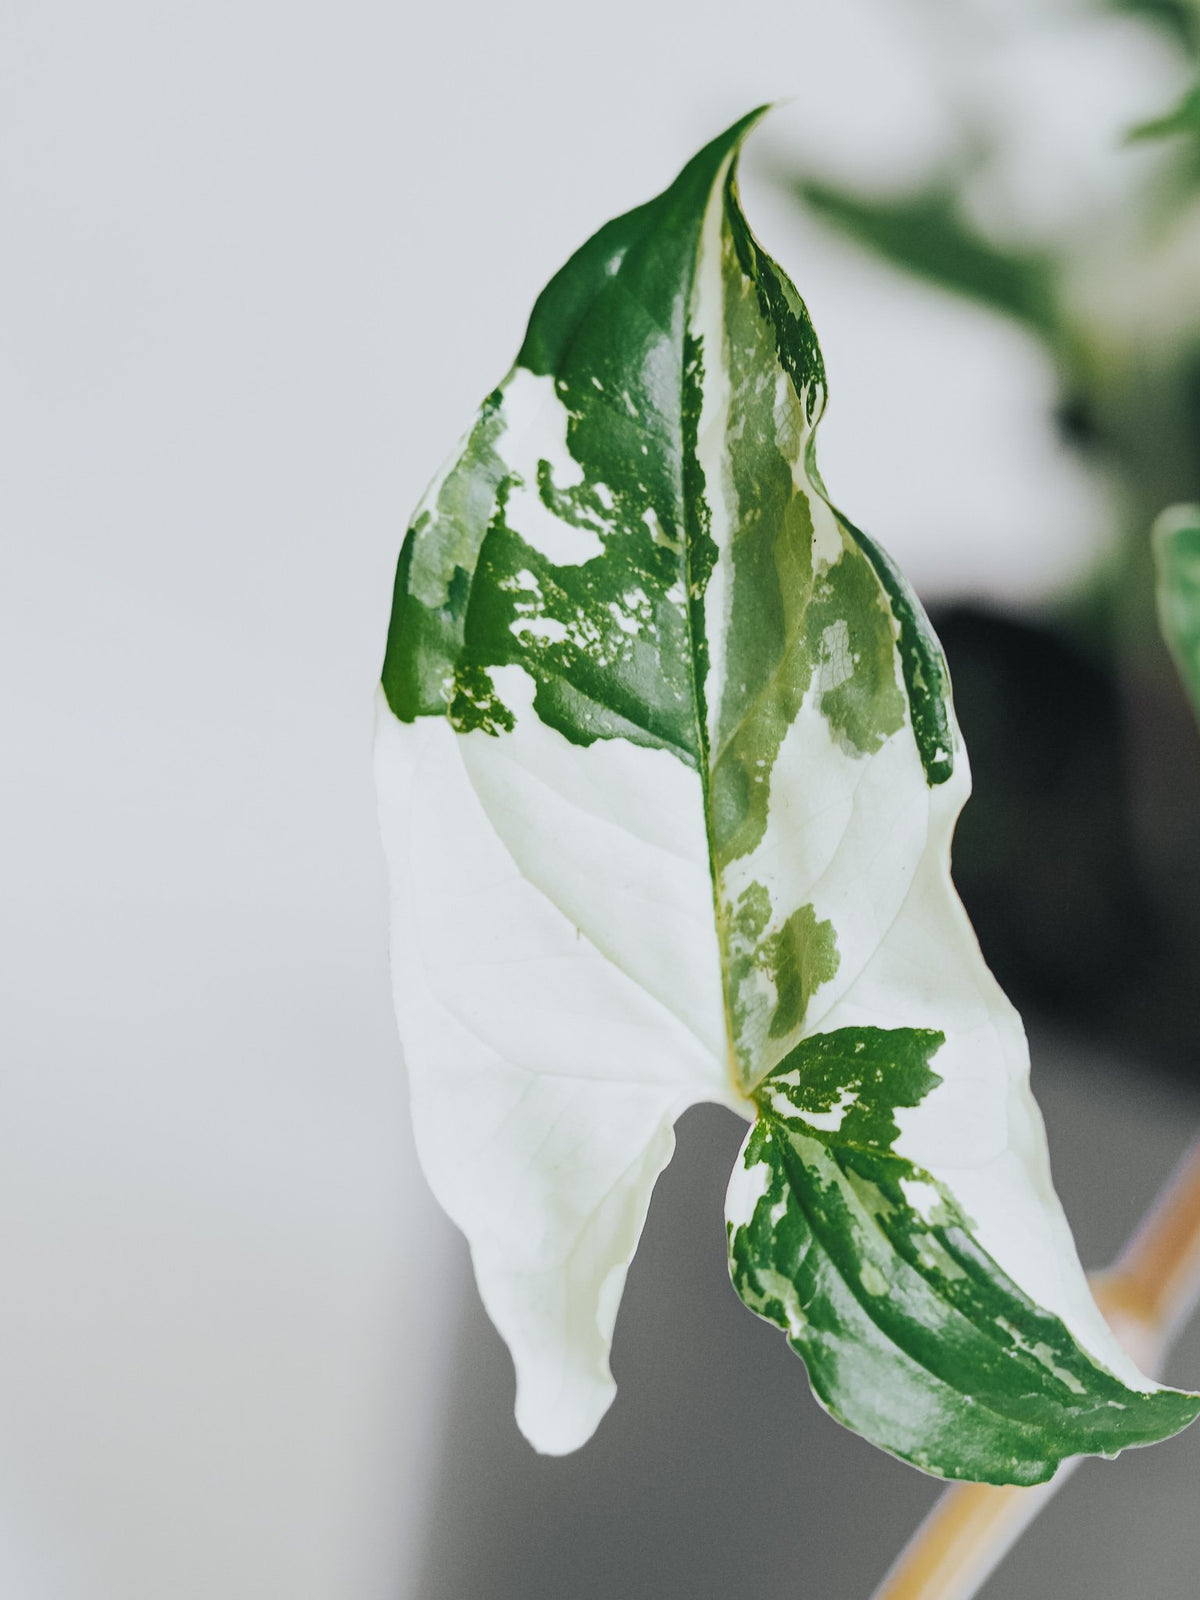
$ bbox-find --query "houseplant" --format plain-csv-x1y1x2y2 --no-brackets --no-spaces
378,106,1200,1593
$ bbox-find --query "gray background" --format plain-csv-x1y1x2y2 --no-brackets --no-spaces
4,1,1198,1595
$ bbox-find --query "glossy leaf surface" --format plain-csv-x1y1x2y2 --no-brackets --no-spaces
377,113,1199,1475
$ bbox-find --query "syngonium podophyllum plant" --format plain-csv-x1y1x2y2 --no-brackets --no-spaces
375,109,1200,1485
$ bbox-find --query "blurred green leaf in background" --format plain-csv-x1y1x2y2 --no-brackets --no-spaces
769,0,1200,1076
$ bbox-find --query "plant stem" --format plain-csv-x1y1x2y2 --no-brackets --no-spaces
871,1131,1200,1600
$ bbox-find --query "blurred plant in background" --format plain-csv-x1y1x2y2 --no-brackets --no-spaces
770,0,1200,1073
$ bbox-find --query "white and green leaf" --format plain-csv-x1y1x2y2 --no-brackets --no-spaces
377,112,1200,1480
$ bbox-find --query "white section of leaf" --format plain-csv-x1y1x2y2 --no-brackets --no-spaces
809,495,844,568
994,1318,1087,1395
798,1087,858,1133
512,616,569,644
643,506,675,549
466,665,730,1067
817,619,854,693
899,1176,943,1224
499,367,604,566
730,1148,773,1216
860,1261,889,1296
375,690,740,1455
724,676,928,1080
813,747,1158,1395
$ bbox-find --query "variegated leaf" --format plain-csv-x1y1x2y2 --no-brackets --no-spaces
376,111,1200,1477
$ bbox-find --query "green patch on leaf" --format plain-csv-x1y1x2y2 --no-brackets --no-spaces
728,1027,1200,1483
764,904,840,1040
708,217,822,865
836,513,955,785
808,549,906,760
382,393,509,721
723,888,839,1064
447,662,515,737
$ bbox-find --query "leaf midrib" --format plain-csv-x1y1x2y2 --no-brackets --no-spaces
674,166,747,1102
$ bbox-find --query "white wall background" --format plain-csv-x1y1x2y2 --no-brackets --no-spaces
1,2,1193,1596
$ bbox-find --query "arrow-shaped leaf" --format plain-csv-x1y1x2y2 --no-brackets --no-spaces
376,111,1199,1478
